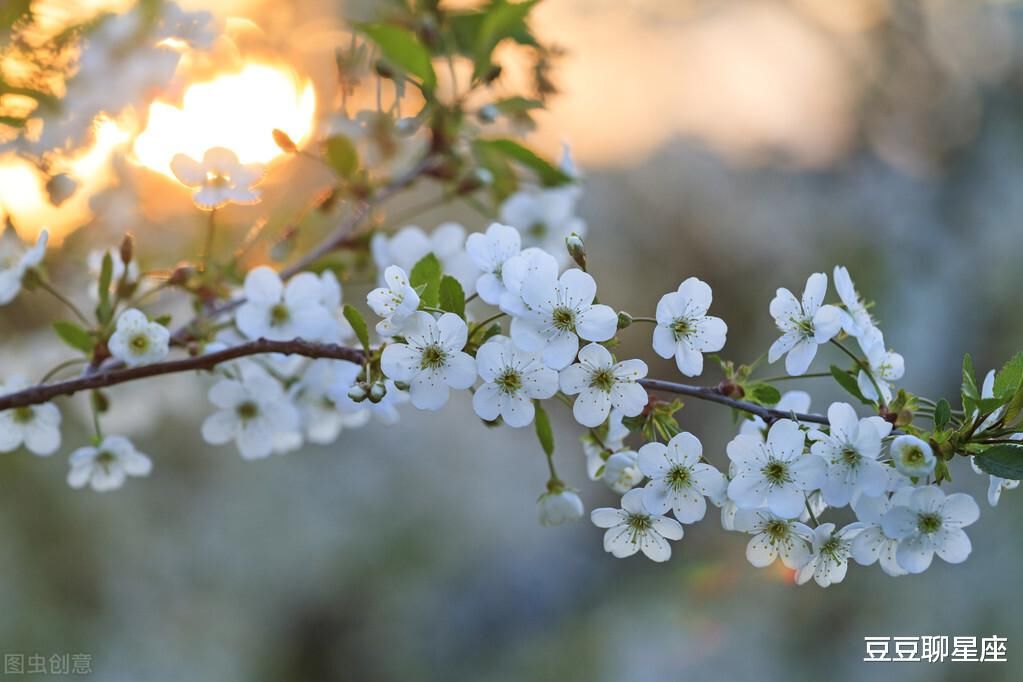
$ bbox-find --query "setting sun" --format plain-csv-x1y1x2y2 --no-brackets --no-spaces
132,63,316,178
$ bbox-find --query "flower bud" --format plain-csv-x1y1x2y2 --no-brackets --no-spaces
477,104,499,124
368,381,387,403
374,59,395,80
347,383,368,403
717,380,745,399
272,128,298,153
617,311,633,329
483,64,502,84
566,232,586,270
119,233,134,266
393,381,410,392
538,486,584,526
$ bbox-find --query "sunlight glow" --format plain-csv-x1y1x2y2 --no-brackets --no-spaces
133,63,317,178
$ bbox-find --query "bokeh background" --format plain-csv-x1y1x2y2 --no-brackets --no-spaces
2,0,1023,680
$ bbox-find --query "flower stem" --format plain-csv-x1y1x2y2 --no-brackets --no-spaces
761,372,832,383
830,338,885,407
201,208,217,270
35,276,91,326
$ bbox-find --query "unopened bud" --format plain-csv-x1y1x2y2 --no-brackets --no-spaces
368,381,387,403
347,383,368,403
483,64,502,84
374,59,395,79
393,381,410,392
617,311,633,329
717,380,745,399
119,233,134,266
477,104,499,124
168,265,194,286
566,232,586,270
45,173,78,206
272,128,298,153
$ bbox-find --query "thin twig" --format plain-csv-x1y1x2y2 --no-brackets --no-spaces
638,378,831,426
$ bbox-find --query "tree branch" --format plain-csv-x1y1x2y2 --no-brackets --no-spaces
638,378,830,426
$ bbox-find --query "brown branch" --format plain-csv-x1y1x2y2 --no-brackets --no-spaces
0,339,365,411
638,378,831,426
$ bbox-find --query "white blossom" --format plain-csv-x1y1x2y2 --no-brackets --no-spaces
726,418,826,518
498,247,559,316
0,376,61,456
767,272,843,376
795,522,862,587
465,223,522,305
559,343,648,427
499,186,586,267
67,435,152,492
380,312,476,410
538,488,584,526
833,265,874,338
591,488,684,562
890,434,936,478
856,327,904,404
291,360,372,444
881,486,979,574
170,147,264,209
732,509,813,570
808,402,893,507
652,277,727,377
971,456,1020,507
637,432,727,523
581,409,629,480
0,228,47,306
510,269,618,370
201,365,301,459
367,265,421,337
472,335,558,427
370,223,479,292
235,267,335,342
739,390,811,440
108,309,170,367
850,489,912,577
603,450,644,494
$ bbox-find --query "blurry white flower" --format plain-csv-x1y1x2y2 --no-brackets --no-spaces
850,489,912,577
465,223,522,305
510,269,617,370
235,267,334,342
171,147,264,210
370,223,479,292
472,335,558,427
581,409,629,480
767,272,843,376
795,522,861,587
652,277,727,377
538,487,584,526
637,432,726,524
0,228,47,306
808,402,893,507
499,187,586,267
890,435,936,478
367,265,421,337
726,419,825,518
602,450,644,494
732,509,813,570
380,312,476,410
739,390,811,440
108,309,170,367
591,488,684,562
201,365,301,459
855,327,904,404
881,486,979,574
292,360,371,444
0,376,61,456
498,247,559,317
833,265,874,338
67,436,152,492
559,343,647,428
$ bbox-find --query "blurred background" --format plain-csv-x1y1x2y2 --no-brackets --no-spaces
2,0,1023,679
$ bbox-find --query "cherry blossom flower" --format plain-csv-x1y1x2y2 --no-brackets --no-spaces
235,267,335,342
367,265,421,337
201,365,301,459
465,223,522,305
833,265,874,338
795,522,862,587
380,312,476,410
108,309,170,367
881,486,979,574
726,418,826,518
739,390,811,440
0,228,47,305
603,450,644,494
291,360,372,444
851,489,912,577
856,327,904,404
652,277,728,377
538,487,584,526
67,436,152,492
0,376,61,456
510,269,618,370
637,432,726,523
370,223,479,292
559,343,648,427
472,335,558,427
890,435,936,478
767,272,843,376
499,186,586,267
591,489,684,562
808,402,893,507
498,247,559,317
731,509,814,569
170,147,264,210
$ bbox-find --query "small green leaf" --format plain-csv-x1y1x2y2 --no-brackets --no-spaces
438,275,466,318
934,398,951,430
974,444,1023,481
325,134,359,178
409,253,442,308
534,400,555,456
474,138,571,187
472,0,540,79
747,383,781,406
830,365,872,405
357,23,436,90
95,252,113,324
52,321,93,353
994,351,1023,398
1003,383,1023,427
343,304,371,351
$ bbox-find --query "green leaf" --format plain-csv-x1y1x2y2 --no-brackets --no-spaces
472,0,540,79
830,365,872,405
95,252,113,324
357,23,436,90
934,398,951,430
994,352,1023,398
325,134,359,178
747,383,781,406
962,353,980,413
409,253,442,308
472,139,517,202
343,304,371,351
474,138,571,187
438,275,466,318
534,400,554,456
1003,383,1023,427
974,444,1023,481
52,321,93,353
